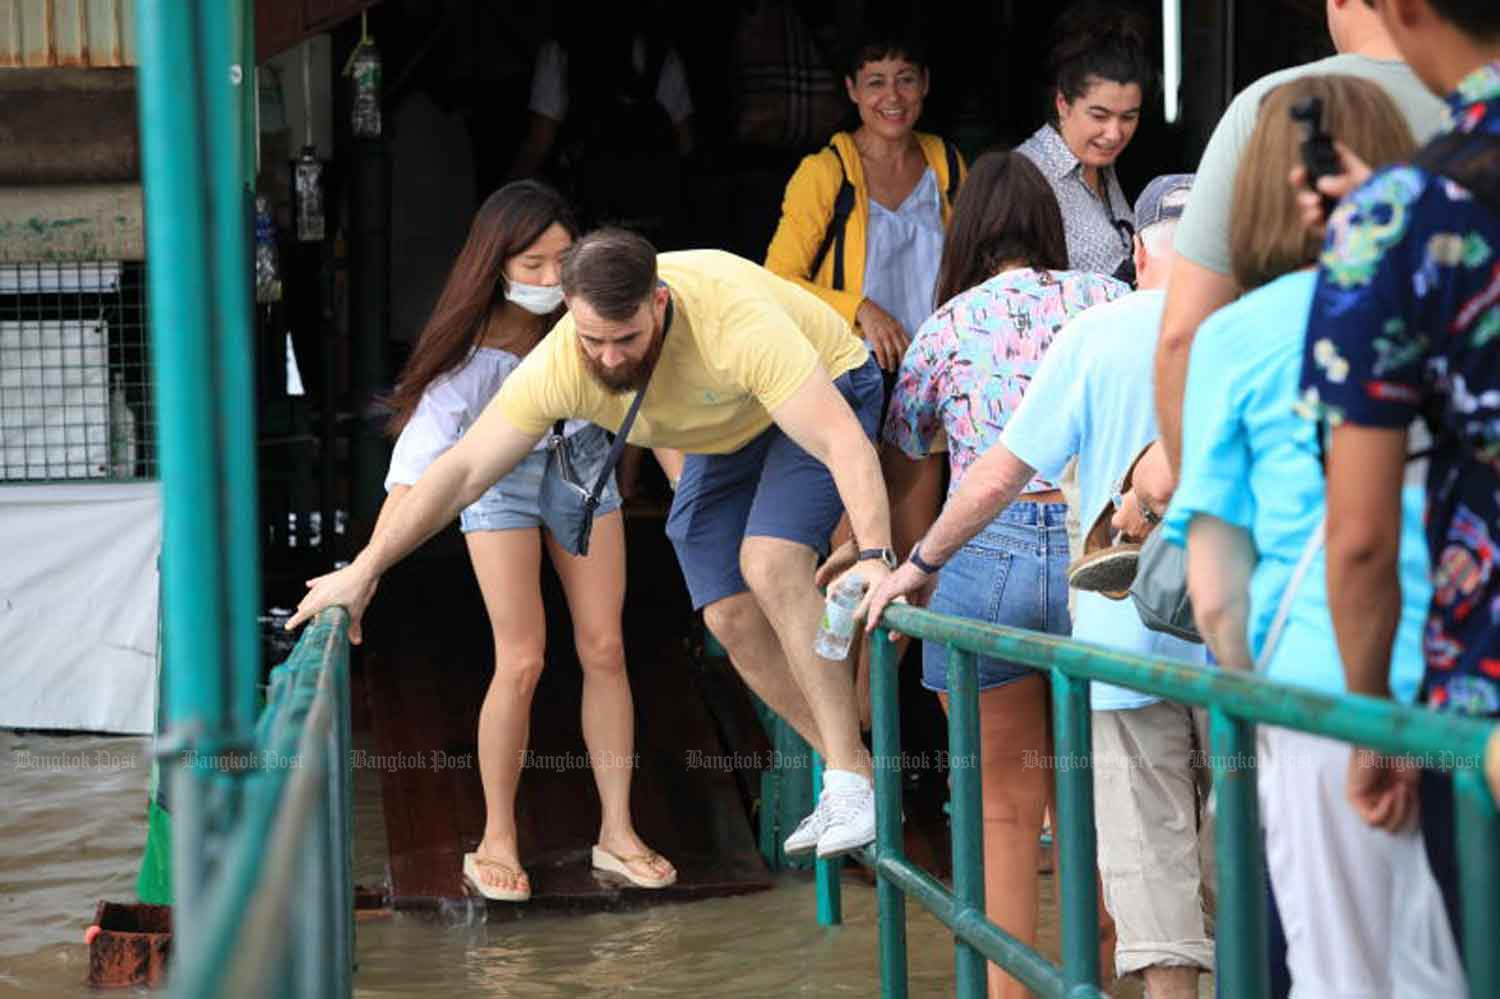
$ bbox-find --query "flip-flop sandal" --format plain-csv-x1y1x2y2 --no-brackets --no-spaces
1068,441,1161,599
1068,544,1142,596
462,852,531,902
591,844,677,889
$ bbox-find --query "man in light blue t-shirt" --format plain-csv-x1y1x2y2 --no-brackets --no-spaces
1002,175,1211,996
869,175,1212,998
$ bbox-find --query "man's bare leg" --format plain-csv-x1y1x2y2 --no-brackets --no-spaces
739,535,870,781
702,591,827,757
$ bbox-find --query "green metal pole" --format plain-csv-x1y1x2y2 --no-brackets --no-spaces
235,0,257,192
1455,767,1500,999
812,754,842,926
947,648,987,999
1050,671,1100,990
1208,708,1268,999
198,0,261,749
135,0,228,942
870,630,908,999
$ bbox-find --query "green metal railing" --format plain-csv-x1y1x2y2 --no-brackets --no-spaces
135,2,357,995
168,609,355,998
816,602,1500,999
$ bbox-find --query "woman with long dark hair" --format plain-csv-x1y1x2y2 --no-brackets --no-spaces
380,180,675,901
879,150,1127,999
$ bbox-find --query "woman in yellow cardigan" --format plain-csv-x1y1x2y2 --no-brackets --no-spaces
765,30,965,376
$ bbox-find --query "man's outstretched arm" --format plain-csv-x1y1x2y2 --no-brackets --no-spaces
286,407,542,641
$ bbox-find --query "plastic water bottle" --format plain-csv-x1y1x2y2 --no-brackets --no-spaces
350,41,382,138
253,195,282,304
815,575,869,660
294,145,325,242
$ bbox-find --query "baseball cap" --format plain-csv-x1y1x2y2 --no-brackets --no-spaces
1134,174,1195,232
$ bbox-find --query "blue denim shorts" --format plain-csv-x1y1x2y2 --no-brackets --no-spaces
922,501,1071,693
458,424,622,534
665,357,883,610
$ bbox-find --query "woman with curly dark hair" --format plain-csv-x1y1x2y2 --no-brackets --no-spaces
1017,4,1152,281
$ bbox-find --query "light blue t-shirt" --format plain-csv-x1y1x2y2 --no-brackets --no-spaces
863,168,945,342
1002,289,1208,711
1162,270,1429,702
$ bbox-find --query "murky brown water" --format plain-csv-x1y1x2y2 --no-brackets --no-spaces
3,729,1173,998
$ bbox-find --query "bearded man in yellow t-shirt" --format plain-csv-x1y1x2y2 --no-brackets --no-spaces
291,228,894,859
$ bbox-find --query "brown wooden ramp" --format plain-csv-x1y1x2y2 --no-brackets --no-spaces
360,514,772,911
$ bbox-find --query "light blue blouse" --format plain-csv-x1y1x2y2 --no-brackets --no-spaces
862,168,945,341
1163,270,1430,702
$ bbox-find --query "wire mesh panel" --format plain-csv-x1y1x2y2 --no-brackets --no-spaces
0,260,154,481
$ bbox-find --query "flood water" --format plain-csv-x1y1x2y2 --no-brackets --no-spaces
3,729,1173,998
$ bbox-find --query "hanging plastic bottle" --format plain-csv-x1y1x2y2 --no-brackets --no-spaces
254,194,283,303
294,145,326,242
349,15,382,139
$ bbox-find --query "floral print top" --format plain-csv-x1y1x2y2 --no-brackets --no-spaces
883,267,1128,495
1300,60,1500,717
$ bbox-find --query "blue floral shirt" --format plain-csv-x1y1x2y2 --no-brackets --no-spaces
1300,60,1500,717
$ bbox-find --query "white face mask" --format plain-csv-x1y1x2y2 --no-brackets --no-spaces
505,279,564,315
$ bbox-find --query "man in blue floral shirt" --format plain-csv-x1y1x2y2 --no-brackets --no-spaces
1299,0,1500,954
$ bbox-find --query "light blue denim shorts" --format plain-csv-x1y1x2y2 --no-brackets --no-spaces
922,501,1071,693
458,424,622,534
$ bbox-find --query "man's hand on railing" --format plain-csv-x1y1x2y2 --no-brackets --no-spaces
284,557,380,645
864,560,937,638
1346,747,1420,833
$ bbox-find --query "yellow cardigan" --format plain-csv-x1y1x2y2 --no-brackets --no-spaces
764,130,966,326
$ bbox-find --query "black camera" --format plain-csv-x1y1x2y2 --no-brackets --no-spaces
1290,96,1342,219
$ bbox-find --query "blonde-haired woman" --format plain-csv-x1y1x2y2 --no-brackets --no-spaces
1165,76,1463,998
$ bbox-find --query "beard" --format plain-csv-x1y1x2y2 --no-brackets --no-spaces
579,317,666,395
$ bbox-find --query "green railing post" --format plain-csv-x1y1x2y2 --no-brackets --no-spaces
947,648,987,999
1455,767,1500,998
197,0,262,740
1050,671,1100,991
870,630,909,999
135,0,229,944
1209,708,1268,999
812,754,843,926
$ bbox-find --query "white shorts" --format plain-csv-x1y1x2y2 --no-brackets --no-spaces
1258,726,1466,999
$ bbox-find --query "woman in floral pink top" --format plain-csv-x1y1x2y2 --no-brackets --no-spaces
885,149,1127,996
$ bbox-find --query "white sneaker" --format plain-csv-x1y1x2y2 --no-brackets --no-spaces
783,794,831,856
816,782,876,858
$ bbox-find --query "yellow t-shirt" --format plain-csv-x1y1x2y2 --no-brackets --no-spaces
495,249,869,454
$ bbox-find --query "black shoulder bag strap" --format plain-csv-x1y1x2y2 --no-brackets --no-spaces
943,139,961,208
808,143,857,291
579,291,673,509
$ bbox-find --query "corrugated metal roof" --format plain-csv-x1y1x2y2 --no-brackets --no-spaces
0,0,137,69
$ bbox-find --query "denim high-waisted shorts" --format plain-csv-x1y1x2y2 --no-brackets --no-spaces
922,501,1071,693
458,424,622,534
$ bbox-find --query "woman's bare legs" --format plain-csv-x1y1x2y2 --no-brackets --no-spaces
941,675,1116,999
545,510,674,882
466,528,549,895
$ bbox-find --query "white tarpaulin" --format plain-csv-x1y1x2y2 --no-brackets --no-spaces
0,481,160,733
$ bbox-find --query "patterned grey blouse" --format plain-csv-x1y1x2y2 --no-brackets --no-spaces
1016,124,1135,277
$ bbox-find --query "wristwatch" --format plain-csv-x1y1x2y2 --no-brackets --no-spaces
908,541,942,575
857,547,899,570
